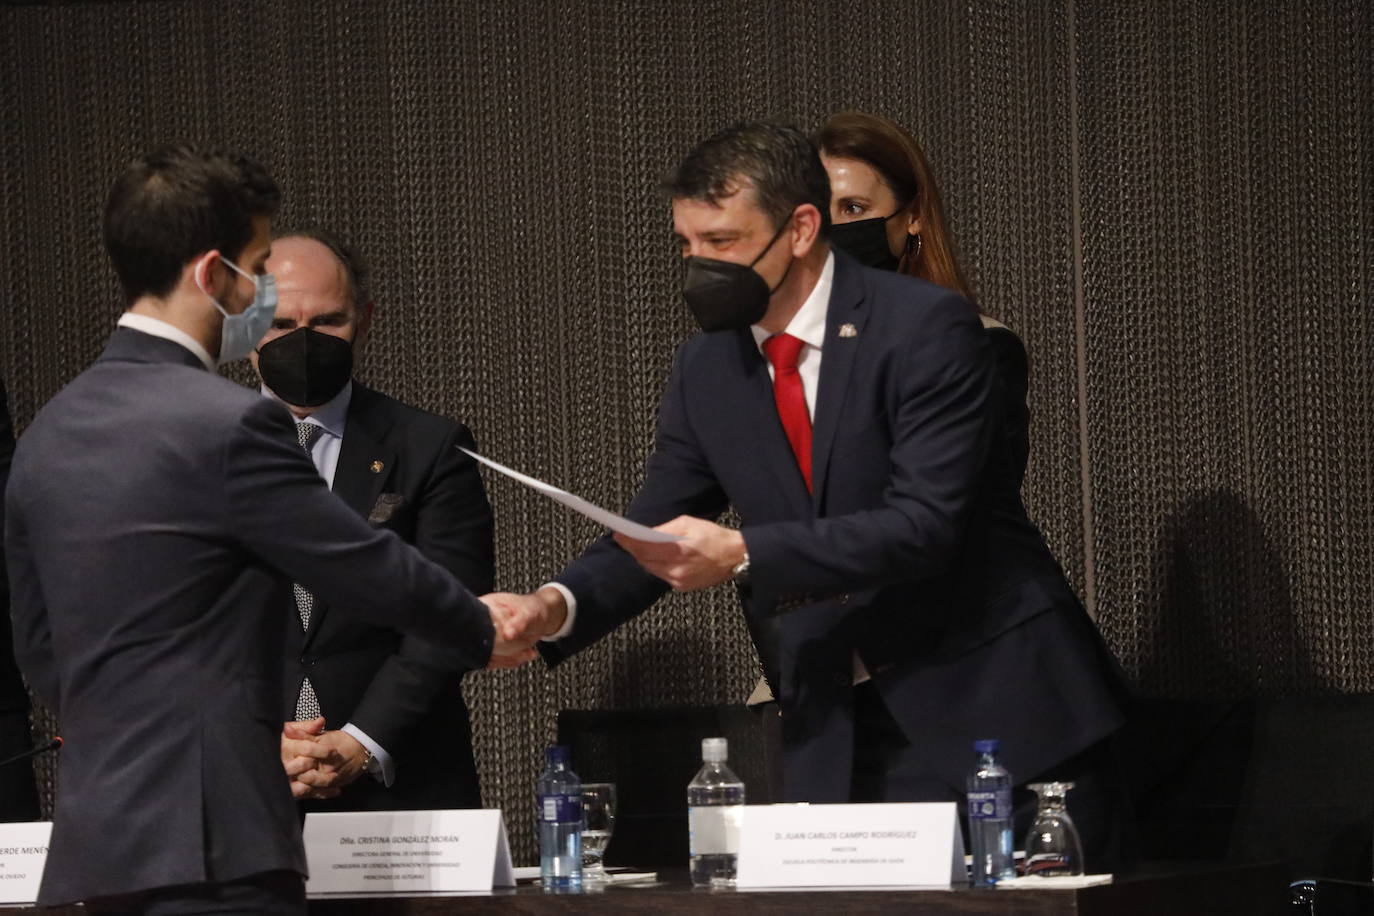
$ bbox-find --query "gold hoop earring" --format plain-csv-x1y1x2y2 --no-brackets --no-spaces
907,233,923,261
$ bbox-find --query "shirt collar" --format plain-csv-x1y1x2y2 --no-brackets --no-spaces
260,381,353,440
117,312,216,372
750,250,835,354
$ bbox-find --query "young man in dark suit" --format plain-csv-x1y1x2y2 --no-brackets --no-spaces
3,146,528,913
250,232,493,810
490,123,1131,870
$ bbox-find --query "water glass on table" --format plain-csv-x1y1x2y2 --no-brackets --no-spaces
580,782,617,885
1022,781,1084,877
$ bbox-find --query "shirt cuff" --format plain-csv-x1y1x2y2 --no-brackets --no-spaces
341,723,394,787
539,582,577,641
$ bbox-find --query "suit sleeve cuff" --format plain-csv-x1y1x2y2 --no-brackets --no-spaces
539,582,577,641
342,722,395,787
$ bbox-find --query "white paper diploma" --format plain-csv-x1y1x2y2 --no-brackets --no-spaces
460,448,682,543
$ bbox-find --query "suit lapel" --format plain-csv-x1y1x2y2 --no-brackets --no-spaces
810,253,867,512
303,384,396,646
331,387,397,521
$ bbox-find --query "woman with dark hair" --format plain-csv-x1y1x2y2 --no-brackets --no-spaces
819,110,1035,502
818,110,974,298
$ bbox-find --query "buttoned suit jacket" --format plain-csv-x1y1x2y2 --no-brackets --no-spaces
283,383,494,810
3,329,494,905
542,251,1128,800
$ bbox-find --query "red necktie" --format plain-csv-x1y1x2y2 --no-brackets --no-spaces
762,333,812,492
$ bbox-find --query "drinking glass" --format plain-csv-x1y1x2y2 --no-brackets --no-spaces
1022,782,1084,876
580,782,617,885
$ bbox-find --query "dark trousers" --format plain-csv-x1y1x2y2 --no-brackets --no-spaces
83,869,305,916
848,681,1137,875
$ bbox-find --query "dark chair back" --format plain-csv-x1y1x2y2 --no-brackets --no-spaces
556,704,783,868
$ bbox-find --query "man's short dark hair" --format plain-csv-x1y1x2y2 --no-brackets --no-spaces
275,228,371,312
665,122,831,236
103,144,281,303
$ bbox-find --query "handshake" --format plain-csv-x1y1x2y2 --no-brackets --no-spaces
279,514,748,799
481,587,570,669
481,514,749,668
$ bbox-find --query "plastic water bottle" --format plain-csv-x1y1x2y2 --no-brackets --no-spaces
537,745,582,889
687,737,745,887
967,738,1015,886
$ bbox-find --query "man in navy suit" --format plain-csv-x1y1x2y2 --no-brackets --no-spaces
250,232,493,810
492,123,1130,869
4,146,529,913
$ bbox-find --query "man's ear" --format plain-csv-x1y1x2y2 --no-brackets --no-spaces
190,251,216,295
790,204,824,257
189,250,229,300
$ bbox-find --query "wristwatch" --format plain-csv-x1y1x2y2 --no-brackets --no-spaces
731,551,751,582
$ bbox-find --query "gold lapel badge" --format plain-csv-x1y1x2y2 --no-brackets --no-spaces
839,323,858,338
370,460,385,474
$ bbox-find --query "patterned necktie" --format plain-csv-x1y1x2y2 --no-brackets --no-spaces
762,333,812,491
294,422,324,721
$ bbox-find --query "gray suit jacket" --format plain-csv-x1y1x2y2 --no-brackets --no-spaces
3,328,494,905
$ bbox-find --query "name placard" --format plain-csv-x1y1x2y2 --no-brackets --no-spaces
304,809,514,897
736,802,963,889
0,821,52,905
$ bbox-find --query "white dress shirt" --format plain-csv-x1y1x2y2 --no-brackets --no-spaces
265,381,351,489
116,313,216,371
748,249,834,419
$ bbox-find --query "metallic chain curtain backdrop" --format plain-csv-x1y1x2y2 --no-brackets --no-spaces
1,0,1369,863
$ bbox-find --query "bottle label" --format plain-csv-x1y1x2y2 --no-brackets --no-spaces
539,793,583,824
967,789,1012,819
689,805,742,855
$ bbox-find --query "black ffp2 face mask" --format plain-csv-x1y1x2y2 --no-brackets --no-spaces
829,213,901,271
256,327,355,408
680,218,792,332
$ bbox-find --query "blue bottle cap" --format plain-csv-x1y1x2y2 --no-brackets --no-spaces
973,739,999,754
546,745,570,765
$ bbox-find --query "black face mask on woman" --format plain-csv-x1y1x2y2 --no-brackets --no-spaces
256,327,354,407
681,218,792,332
829,213,901,271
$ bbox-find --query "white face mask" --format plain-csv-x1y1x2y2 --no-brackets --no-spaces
197,255,278,364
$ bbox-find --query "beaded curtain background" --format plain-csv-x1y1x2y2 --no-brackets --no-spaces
0,0,1367,862
1077,0,1372,698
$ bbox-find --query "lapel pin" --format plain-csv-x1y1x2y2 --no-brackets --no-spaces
370,460,384,474
839,323,858,338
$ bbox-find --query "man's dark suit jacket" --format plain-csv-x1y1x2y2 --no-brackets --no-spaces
543,251,1128,801
284,383,494,811
3,329,495,905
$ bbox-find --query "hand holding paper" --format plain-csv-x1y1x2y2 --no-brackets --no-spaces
613,515,746,592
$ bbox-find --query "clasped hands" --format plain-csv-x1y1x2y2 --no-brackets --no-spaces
482,515,745,672
280,718,370,800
